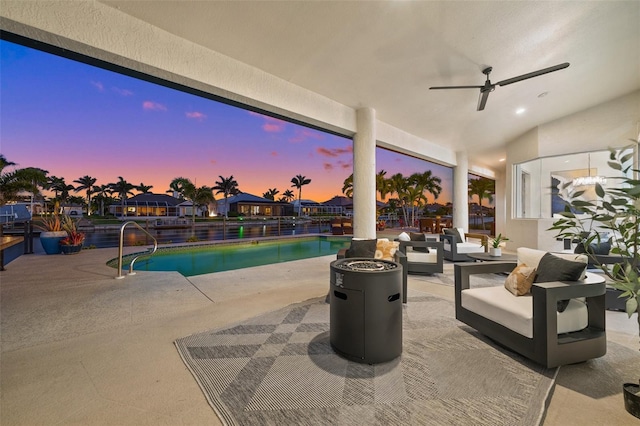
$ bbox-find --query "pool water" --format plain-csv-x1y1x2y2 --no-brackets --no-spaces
125,236,351,276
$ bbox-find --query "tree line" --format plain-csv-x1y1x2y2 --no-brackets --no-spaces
0,154,313,218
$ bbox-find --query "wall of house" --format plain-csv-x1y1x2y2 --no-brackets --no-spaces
505,90,640,252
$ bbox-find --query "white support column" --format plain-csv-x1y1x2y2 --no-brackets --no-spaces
353,107,377,239
453,150,469,231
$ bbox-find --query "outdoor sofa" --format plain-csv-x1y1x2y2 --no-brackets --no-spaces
454,247,606,368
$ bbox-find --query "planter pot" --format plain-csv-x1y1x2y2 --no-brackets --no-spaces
39,231,67,255
623,383,640,419
60,244,83,255
489,247,501,257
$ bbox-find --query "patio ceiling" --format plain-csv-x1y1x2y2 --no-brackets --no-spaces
100,1,640,168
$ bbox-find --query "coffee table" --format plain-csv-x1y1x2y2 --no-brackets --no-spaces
468,252,517,262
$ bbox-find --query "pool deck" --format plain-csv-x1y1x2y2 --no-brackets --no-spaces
1,236,638,425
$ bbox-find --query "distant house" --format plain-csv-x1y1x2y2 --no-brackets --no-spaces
109,193,182,217
217,193,291,217
321,196,352,216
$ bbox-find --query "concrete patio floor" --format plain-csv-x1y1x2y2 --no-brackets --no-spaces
1,241,638,425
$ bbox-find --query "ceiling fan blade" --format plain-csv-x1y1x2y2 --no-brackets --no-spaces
477,90,490,111
429,85,484,90
496,62,570,87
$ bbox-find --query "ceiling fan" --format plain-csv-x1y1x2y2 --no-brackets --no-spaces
429,62,570,111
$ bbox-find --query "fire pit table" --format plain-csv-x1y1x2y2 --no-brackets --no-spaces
329,258,403,364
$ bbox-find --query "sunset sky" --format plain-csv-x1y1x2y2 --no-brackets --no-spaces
1,39,453,204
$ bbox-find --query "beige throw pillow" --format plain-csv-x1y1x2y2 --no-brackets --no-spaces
375,240,399,261
504,263,537,296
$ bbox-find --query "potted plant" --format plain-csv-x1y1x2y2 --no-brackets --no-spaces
487,233,509,256
60,215,85,255
549,143,639,419
34,212,66,254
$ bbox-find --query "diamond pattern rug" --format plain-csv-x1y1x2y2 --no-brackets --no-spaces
175,293,556,425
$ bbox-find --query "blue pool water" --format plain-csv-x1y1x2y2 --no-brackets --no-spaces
124,236,351,276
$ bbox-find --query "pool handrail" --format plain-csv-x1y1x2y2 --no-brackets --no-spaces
115,221,158,279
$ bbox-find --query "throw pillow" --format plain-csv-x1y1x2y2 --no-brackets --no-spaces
443,228,463,244
504,264,537,296
534,252,587,313
409,232,429,253
375,240,399,261
534,252,587,283
345,239,377,258
398,232,411,241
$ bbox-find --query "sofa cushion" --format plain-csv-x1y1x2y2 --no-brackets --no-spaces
409,232,428,252
375,239,399,261
504,264,537,296
461,286,588,338
443,228,463,244
406,247,438,264
517,248,587,278
345,239,377,258
456,242,485,254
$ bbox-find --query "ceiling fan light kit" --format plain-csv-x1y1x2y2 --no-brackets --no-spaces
430,63,570,111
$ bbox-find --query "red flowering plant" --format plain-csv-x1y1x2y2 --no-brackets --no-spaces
60,215,85,246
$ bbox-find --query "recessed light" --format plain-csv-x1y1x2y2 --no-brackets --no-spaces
538,92,548,98
499,158,505,162
515,108,526,115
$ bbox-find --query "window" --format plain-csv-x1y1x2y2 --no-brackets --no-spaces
513,147,635,219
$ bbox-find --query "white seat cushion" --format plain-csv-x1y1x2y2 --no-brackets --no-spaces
406,247,438,264
456,242,485,254
461,286,588,338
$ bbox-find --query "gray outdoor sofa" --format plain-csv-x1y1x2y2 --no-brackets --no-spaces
454,248,607,368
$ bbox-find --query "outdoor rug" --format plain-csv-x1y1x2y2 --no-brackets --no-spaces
175,293,557,426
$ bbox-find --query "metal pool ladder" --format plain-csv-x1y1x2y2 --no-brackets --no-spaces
115,221,158,279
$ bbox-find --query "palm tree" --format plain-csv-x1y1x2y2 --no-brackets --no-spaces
376,170,391,201
280,189,295,203
73,175,97,215
109,176,135,217
168,177,215,234
137,183,154,193
342,174,353,198
213,175,239,218
291,174,311,217
92,184,112,216
388,173,411,227
263,188,279,200
0,156,48,206
410,170,442,203
468,177,495,231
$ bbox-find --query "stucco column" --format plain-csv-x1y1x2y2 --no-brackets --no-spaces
353,107,377,239
453,150,469,231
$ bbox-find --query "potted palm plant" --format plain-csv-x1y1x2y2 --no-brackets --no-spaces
34,212,66,254
60,215,85,255
549,143,639,419
488,233,509,256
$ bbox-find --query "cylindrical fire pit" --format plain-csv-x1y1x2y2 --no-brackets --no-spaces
329,258,402,364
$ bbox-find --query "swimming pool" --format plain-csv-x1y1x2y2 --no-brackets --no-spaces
115,236,351,277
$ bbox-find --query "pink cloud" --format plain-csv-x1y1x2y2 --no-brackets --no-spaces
112,87,133,96
210,159,217,165
91,81,104,92
271,151,278,157
186,111,207,121
262,117,286,133
289,128,324,143
338,160,353,170
323,162,334,171
143,101,167,111
316,145,353,158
